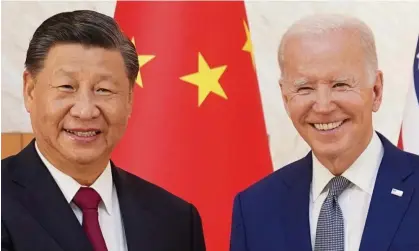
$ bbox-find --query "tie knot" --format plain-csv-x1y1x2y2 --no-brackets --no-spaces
328,176,350,197
73,187,102,211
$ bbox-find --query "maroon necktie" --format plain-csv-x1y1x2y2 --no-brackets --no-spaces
73,187,108,251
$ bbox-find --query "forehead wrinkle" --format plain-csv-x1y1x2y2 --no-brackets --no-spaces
332,76,350,81
282,77,309,87
52,66,81,78
52,66,116,83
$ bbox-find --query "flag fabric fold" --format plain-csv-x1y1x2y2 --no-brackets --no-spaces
112,2,273,250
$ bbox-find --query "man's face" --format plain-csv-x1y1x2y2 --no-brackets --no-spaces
24,44,133,165
280,30,383,158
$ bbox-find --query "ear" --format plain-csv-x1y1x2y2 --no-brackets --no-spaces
371,70,383,112
23,70,36,113
279,79,291,117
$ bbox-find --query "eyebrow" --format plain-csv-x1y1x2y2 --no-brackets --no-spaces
293,78,309,86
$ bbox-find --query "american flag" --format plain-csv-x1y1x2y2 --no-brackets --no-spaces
398,36,419,155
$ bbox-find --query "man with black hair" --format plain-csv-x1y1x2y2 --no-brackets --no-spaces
2,10,206,251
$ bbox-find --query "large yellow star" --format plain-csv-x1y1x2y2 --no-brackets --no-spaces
180,53,228,107
131,37,155,88
242,20,255,68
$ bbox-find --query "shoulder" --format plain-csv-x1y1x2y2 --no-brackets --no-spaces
2,154,19,184
378,131,419,179
2,140,43,184
238,154,311,202
377,131,419,171
405,150,419,167
2,153,17,170
402,150,419,179
112,166,196,215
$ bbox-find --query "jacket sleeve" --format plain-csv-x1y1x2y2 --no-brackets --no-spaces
230,193,248,251
190,204,206,251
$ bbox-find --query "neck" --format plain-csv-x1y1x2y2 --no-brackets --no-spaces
36,142,108,186
314,130,374,176
66,165,107,186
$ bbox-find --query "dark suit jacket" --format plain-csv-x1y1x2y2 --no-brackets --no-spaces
230,132,419,251
2,140,206,251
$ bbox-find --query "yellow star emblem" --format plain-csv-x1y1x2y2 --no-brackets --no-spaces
180,52,228,107
242,20,255,68
131,37,155,88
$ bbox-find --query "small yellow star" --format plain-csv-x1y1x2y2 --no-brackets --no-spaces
131,37,155,88
242,20,255,68
180,52,228,107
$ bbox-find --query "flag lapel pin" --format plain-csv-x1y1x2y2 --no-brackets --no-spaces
391,188,404,197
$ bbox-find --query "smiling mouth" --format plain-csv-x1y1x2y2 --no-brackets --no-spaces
64,129,101,137
310,119,349,131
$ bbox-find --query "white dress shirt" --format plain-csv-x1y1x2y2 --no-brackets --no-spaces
35,143,128,251
309,132,384,251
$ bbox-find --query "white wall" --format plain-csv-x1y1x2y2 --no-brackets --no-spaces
2,1,418,170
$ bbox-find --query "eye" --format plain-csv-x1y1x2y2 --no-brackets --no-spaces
333,82,349,88
297,86,314,92
96,88,112,94
57,85,75,91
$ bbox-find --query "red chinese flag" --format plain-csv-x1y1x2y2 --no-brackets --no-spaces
112,2,273,250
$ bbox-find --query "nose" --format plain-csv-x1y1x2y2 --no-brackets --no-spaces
312,86,337,114
69,90,100,120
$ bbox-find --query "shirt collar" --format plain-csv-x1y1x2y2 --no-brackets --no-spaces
89,163,113,215
311,131,384,202
35,142,114,215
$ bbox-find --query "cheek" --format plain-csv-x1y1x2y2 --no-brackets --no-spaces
34,97,70,127
287,97,313,124
100,100,131,130
334,91,372,117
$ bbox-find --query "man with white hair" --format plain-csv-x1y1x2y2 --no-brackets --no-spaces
230,14,419,251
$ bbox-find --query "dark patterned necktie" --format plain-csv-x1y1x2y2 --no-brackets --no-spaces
314,176,351,251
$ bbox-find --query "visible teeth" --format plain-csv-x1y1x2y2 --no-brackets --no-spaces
66,130,98,137
314,121,343,131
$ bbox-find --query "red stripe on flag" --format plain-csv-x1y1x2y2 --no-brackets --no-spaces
397,127,404,150
112,2,273,250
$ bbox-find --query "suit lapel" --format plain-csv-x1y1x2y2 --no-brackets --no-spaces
359,133,415,251
282,153,313,251
10,140,93,251
112,167,162,250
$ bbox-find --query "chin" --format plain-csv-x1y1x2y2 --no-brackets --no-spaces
65,149,107,165
311,141,346,158
72,156,103,165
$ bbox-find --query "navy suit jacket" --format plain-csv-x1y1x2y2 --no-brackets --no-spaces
230,132,419,251
2,140,206,251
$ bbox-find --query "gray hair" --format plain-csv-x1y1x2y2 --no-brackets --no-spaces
278,14,378,84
